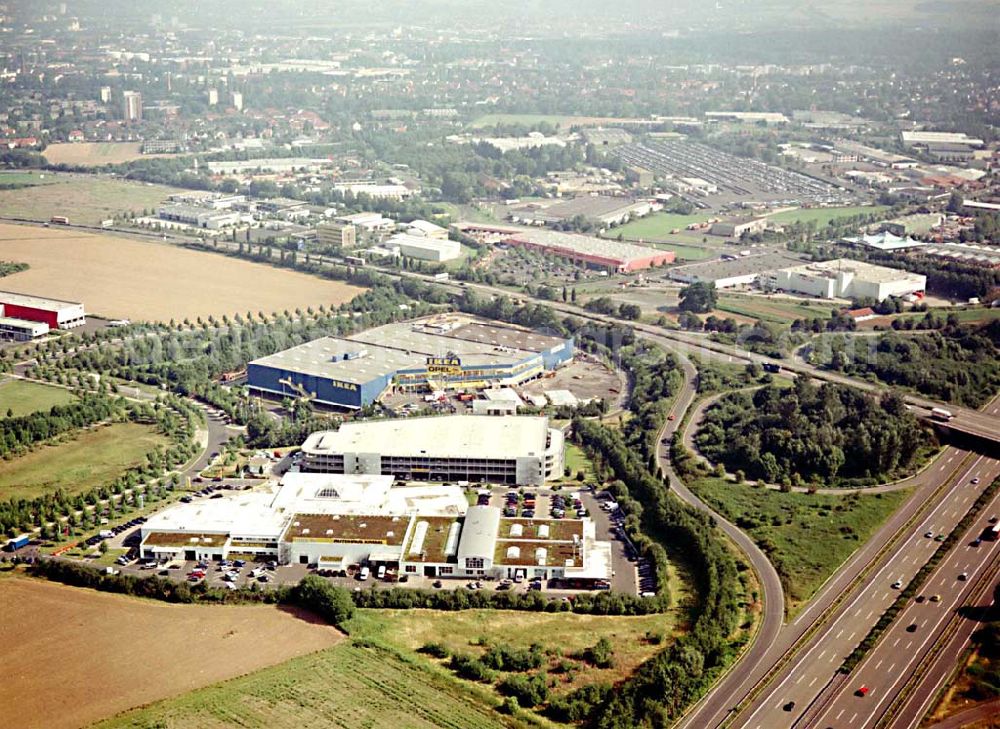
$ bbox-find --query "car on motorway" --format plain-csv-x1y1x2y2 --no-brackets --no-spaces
856,686,870,697
782,701,795,712
915,595,925,603
972,538,982,547
906,623,918,632
930,594,941,602
891,579,902,589
924,531,934,538
990,516,998,524
971,477,980,484
958,572,968,581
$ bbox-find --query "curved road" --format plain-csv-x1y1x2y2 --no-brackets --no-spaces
651,346,787,729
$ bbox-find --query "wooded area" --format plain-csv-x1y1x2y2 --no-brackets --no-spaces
696,380,928,486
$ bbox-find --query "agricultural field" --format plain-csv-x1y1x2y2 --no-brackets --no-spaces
0,379,76,418
43,142,180,166
609,212,714,241
0,422,170,501
0,577,343,729
0,172,185,226
764,205,889,228
689,477,911,615
0,223,365,321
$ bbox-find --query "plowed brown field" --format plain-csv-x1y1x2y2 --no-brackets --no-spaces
0,577,343,729
0,223,364,321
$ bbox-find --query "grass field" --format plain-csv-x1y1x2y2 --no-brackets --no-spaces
764,205,889,228
43,142,181,166
717,294,833,324
0,173,186,227
689,477,911,614
609,213,714,241
0,223,365,321
0,171,57,188
0,422,170,501
0,577,343,729
562,442,595,483
881,307,1000,328
350,606,679,695
0,379,75,418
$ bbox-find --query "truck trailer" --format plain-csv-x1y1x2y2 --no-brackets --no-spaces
4,534,30,551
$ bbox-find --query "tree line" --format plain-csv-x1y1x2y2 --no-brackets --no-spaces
0,394,119,460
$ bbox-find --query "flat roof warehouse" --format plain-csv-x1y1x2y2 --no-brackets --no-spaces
501,229,675,272
303,416,552,460
247,315,575,410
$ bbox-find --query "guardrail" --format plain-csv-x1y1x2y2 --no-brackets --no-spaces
717,453,976,728
873,556,1000,729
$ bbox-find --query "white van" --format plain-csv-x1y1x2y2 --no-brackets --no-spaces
359,566,370,581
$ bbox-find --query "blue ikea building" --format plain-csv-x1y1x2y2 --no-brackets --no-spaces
247,317,574,410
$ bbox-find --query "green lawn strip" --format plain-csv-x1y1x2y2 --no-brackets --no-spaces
688,477,911,616
0,379,76,418
0,422,170,501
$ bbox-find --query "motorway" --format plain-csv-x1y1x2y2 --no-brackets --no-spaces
730,455,1000,729
804,488,1000,729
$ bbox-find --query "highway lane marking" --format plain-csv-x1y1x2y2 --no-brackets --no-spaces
836,629,843,639
734,457,989,729
866,610,874,620
851,712,858,724
875,660,883,670
905,641,912,650
836,709,845,720
848,632,856,642
893,638,900,647
809,676,818,687
795,675,803,684
818,649,827,661
843,487,1000,728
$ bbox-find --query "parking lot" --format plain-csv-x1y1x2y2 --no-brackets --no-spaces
475,484,642,595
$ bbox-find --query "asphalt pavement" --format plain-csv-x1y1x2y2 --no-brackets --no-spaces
806,488,1000,729
732,455,1000,729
